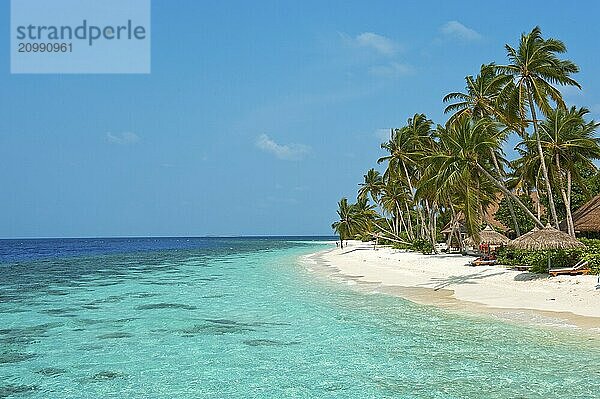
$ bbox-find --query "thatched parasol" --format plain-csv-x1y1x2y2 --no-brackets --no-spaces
508,225,584,250
467,225,510,246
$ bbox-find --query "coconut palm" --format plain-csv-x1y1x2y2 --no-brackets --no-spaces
358,169,384,206
443,64,524,235
353,197,378,233
421,122,488,242
443,64,512,123
497,26,581,229
379,177,412,239
331,198,378,248
331,198,355,248
424,116,544,238
378,114,434,240
539,106,600,236
378,114,433,192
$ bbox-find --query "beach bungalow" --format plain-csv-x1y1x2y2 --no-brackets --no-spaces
464,225,510,254
560,194,600,238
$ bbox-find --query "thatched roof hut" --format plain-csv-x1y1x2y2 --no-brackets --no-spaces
466,225,510,246
440,220,466,235
508,225,584,250
560,194,600,234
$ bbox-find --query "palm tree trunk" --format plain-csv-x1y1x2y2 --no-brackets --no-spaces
404,201,414,240
371,221,410,245
447,207,457,249
424,199,432,241
418,201,427,239
430,202,438,253
526,86,560,228
398,211,407,235
554,154,575,237
403,160,428,239
489,150,521,236
535,179,542,220
476,163,544,228
566,170,575,235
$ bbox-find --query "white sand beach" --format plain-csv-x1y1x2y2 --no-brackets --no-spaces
306,241,600,330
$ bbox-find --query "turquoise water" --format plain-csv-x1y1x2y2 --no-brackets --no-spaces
1,238,599,398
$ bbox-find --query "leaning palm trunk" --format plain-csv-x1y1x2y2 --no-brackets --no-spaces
476,163,544,228
527,87,560,228
401,161,422,240
567,170,573,234
424,199,432,244
554,155,575,237
535,178,542,220
489,150,521,236
403,201,414,240
415,200,427,239
372,221,410,245
429,202,438,253
455,228,464,252
446,209,457,248
398,211,408,236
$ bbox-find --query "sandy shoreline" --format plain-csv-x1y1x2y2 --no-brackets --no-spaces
304,241,600,332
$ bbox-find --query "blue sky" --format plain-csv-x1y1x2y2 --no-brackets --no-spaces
2,0,600,238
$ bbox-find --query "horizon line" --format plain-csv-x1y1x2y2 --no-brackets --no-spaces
0,234,337,240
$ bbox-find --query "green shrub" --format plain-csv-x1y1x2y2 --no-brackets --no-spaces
579,238,600,274
411,238,433,254
497,247,583,273
390,240,409,250
581,253,600,275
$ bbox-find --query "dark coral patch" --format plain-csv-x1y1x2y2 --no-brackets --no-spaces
90,371,125,381
136,303,197,310
0,352,37,364
36,367,66,377
96,332,133,339
243,339,300,347
0,384,38,398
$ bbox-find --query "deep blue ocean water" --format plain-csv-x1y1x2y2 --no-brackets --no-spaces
0,237,599,398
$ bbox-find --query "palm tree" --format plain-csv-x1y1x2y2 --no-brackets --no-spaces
379,177,412,239
539,106,600,236
379,115,431,189
510,140,545,221
422,121,488,242
332,198,354,248
378,114,434,240
443,64,512,123
443,64,523,235
424,116,544,239
497,26,581,229
358,168,384,206
353,197,378,237
331,198,378,248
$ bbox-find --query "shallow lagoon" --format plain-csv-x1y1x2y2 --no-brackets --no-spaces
1,238,599,398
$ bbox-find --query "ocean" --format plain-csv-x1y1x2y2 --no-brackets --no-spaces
0,237,599,398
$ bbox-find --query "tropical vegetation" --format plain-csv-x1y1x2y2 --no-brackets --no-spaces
331,27,600,261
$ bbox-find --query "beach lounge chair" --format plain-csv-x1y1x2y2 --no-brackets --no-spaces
548,260,590,277
470,256,498,266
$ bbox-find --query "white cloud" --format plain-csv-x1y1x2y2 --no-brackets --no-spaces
355,32,399,55
106,131,140,145
440,21,482,42
374,128,391,142
369,62,412,78
342,32,400,56
255,134,310,161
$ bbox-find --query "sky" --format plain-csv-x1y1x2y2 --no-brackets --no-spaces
2,0,600,238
